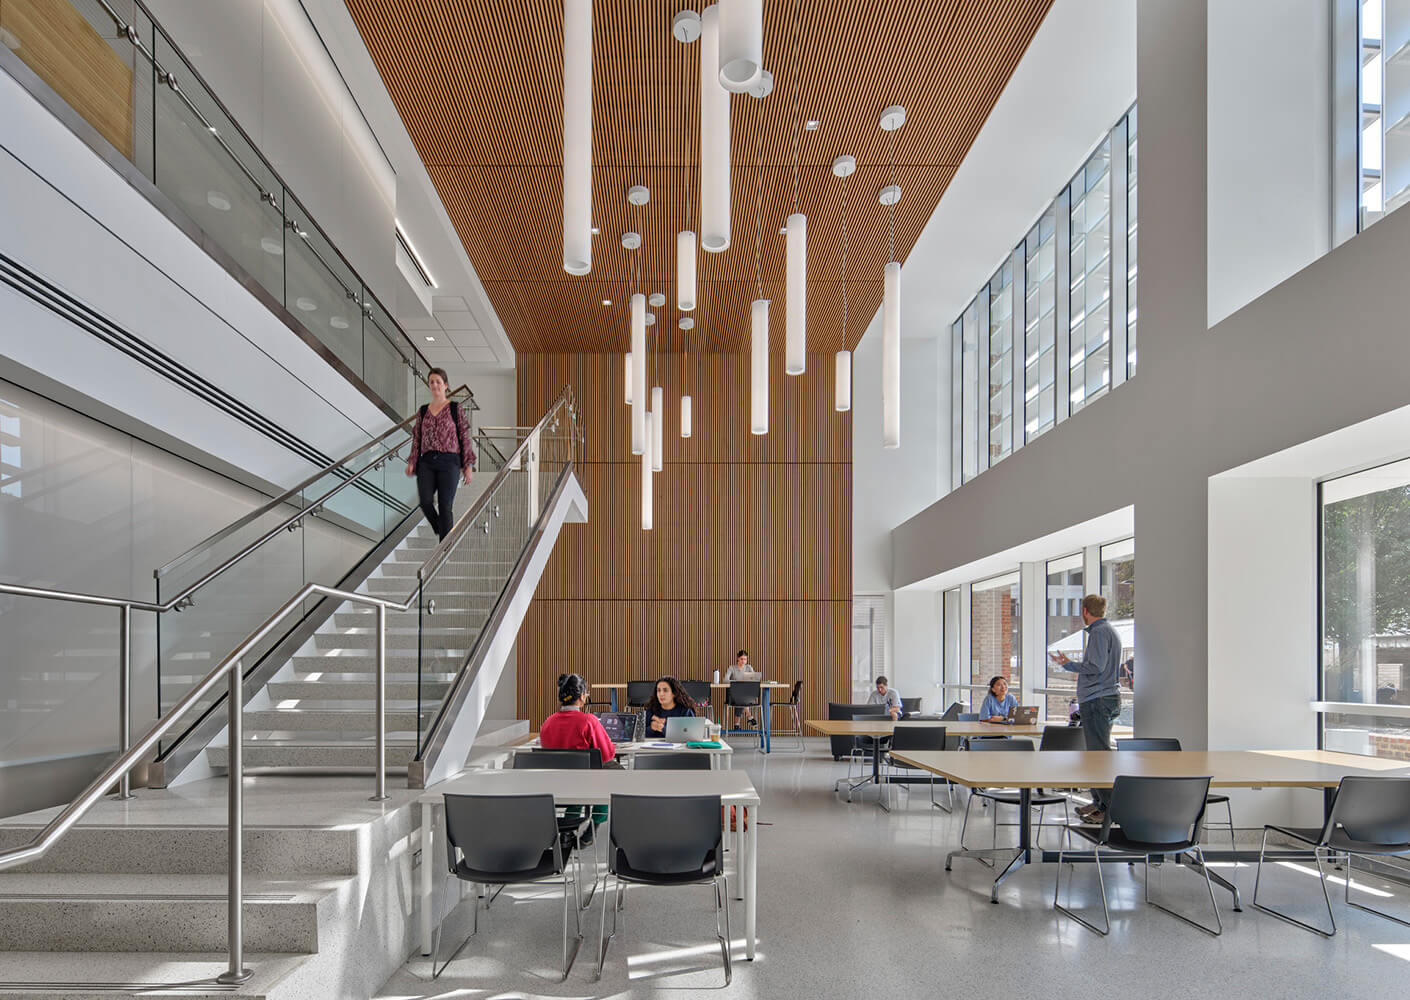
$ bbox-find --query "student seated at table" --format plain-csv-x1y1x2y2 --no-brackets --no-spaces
645,675,697,736
868,676,903,720
540,672,617,765
724,649,758,727
979,675,1018,723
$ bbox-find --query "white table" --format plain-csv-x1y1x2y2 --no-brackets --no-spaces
506,737,735,769
417,768,761,959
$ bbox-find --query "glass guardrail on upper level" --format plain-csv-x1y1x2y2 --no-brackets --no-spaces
153,387,471,755
0,0,430,417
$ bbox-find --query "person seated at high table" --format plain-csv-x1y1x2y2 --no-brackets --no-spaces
725,649,757,727
868,676,902,721
979,675,1018,723
645,675,697,737
540,672,617,766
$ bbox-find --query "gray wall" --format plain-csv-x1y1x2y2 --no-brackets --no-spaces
894,1,1410,757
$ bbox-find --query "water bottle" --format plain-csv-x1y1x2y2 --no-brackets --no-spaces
713,668,720,684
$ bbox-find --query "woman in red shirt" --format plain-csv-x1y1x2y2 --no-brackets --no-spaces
540,673,616,765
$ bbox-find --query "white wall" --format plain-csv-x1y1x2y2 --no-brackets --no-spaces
1207,0,1333,326
146,0,397,298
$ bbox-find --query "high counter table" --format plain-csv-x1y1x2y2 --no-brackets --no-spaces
417,768,762,959
592,682,792,752
889,748,1410,907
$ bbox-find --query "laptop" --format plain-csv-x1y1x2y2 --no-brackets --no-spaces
728,670,763,682
664,716,710,743
596,711,641,744
1006,705,1039,725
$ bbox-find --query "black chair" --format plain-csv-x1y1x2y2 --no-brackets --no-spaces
1116,738,1235,854
725,681,762,747
595,794,730,984
625,680,655,710
682,680,713,721
960,737,1075,857
900,696,923,718
826,702,862,761
513,749,603,900
435,793,584,980
768,680,804,751
1253,775,1410,936
633,751,711,771
1055,775,1221,937
884,724,952,810
833,705,891,795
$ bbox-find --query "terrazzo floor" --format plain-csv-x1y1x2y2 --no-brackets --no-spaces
377,740,1410,1000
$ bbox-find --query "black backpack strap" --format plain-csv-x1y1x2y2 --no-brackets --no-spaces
450,400,462,460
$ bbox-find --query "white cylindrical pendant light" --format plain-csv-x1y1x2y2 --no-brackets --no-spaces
651,385,664,471
631,293,647,454
681,394,693,437
562,0,591,275
718,0,762,93
677,230,697,310
641,410,653,530
751,298,769,435
700,6,730,252
882,260,901,448
835,349,852,412
624,352,633,405
785,212,806,375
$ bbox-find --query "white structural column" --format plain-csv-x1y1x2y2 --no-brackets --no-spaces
561,0,592,275
700,6,731,252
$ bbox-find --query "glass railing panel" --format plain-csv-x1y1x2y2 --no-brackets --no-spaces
282,194,362,374
362,296,413,417
149,29,286,303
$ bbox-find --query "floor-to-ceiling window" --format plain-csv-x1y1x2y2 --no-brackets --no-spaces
1320,457,1410,758
960,300,980,484
1044,553,1085,720
971,571,1021,700
1100,538,1136,726
1126,106,1138,375
942,587,962,708
988,262,1015,465
1068,137,1112,417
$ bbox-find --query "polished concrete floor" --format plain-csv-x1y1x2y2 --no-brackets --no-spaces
377,739,1410,1000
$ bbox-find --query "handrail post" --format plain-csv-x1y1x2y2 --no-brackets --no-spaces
117,604,133,800
218,661,251,985
371,601,389,802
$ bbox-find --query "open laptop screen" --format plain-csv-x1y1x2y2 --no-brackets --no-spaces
596,712,638,743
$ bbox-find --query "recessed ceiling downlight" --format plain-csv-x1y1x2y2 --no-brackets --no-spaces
207,191,232,211
330,316,349,329
260,237,283,256
295,297,317,312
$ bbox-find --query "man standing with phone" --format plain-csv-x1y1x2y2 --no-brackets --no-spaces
1049,594,1123,823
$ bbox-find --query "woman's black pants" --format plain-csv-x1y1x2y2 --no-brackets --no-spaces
416,452,460,540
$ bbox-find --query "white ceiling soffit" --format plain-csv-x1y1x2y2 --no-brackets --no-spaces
899,0,1136,340
297,0,515,372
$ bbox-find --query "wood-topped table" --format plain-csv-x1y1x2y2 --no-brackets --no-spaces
889,748,1410,907
507,734,735,769
593,682,792,752
804,718,1050,810
417,768,761,959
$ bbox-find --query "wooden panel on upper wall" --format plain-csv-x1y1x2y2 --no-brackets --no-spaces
346,0,1052,354
518,352,851,464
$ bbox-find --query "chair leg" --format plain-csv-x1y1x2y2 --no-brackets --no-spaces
595,873,619,981
1252,829,1336,936
431,881,482,979
1343,852,1410,929
561,871,584,981
716,875,733,986
1143,848,1222,936
1054,846,1111,936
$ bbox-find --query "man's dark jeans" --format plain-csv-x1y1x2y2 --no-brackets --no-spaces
1081,694,1122,810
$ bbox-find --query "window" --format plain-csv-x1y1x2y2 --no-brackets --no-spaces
1320,457,1410,758
0,400,20,499
852,595,888,697
1100,538,1136,726
1024,207,1058,442
1126,106,1138,375
988,261,1015,464
1068,138,1112,416
943,587,961,708
1044,553,1085,720
971,571,1021,698
960,298,980,484
1360,0,1389,228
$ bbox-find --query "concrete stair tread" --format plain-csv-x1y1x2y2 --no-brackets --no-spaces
0,951,308,998
0,872,348,902
244,709,424,731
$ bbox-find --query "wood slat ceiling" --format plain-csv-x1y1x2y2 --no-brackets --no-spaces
347,0,1052,354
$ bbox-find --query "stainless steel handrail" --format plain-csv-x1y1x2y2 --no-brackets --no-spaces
0,582,412,984
0,385,471,794
156,385,472,581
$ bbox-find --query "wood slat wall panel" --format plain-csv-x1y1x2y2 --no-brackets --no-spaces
346,0,1051,354
515,352,851,724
